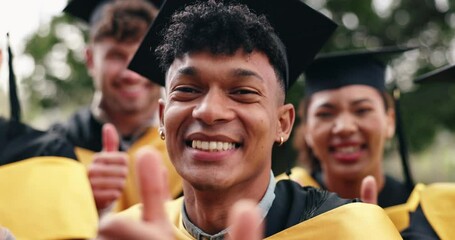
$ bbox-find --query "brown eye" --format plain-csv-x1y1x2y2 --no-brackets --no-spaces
315,111,333,119
232,89,258,95
175,86,200,93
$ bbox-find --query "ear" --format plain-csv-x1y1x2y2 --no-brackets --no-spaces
276,103,295,143
385,108,396,139
158,98,165,129
85,46,95,76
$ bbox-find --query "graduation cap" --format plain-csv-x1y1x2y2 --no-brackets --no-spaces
0,34,77,165
128,0,338,89
304,46,417,190
63,0,164,24
304,46,416,95
413,64,455,84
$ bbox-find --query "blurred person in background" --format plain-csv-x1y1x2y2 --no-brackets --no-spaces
52,0,182,214
279,47,418,231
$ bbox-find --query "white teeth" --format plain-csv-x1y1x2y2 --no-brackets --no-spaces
191,140,236,152
336,146,359,153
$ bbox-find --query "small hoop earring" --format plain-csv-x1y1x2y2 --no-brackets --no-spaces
278,136,284,146
159,129,165,140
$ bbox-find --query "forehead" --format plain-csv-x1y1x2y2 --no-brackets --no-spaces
165,49,278,87
309,85,383,106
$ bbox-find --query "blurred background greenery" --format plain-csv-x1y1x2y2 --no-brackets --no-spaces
1,0,455,182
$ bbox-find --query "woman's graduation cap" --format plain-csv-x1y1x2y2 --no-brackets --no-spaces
128,0,338,90
304,46,417,190
304,46,416,95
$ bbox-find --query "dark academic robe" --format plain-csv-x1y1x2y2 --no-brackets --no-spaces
0,117,77,165
0,118,97,239
400,183,455,240
401,206,439,240
51,107,183,211
311,170,412,208
119,180,401,239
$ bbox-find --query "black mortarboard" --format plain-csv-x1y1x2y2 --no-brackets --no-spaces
128,0,337,89
304,46,417,190
0,34,77,165
304,46,416,96
413,64,455,84
63,0,164,24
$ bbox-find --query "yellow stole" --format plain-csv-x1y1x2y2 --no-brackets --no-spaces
120,198,401,239
0,157,98,239
75,127,182,212
419,183,455,239
276,166,417,231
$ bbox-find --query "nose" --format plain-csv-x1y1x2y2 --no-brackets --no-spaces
332,113,358,137
192,89,235,125
121,68,145,83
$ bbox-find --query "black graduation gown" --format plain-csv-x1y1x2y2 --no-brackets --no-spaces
312,171,412,208
264,179,359,237
0,117,77,165
51,107,104,152
401,206,439,240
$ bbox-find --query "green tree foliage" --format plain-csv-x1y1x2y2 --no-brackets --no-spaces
22,15,93,119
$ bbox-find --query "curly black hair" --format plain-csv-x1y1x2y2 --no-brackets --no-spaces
155,0,287,91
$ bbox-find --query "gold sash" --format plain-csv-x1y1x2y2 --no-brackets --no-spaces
0,157,98,239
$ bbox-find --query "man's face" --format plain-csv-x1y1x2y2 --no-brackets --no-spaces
160,49,294,191
87,38,161,115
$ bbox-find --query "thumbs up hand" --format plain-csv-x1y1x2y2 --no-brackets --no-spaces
97,146,173,239
360,175,378,205
88,123,129,211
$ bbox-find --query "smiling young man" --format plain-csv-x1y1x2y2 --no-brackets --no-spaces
98,0,402,239
53,0,182,213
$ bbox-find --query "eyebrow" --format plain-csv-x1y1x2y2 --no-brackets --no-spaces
176,66,264,82
177,66,197,76
315,98,373,109
351,98,373,105
231,68,264,82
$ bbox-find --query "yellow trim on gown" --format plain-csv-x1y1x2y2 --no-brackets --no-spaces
75,127,183,212
0,157,98,239
119,198,401,239
276,166,419,231
419,183,455,240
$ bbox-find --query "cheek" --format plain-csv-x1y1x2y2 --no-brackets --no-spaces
306,120,329,145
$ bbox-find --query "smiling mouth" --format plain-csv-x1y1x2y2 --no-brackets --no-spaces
186,140,240,152
330,144,367,154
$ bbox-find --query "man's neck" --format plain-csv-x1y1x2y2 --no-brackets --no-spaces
183,172,272,235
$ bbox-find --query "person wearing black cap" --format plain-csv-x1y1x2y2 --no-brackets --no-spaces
98,1,402,239
53,0,182,213
0,36,98,239
395,67,455,240
281,47,419,231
